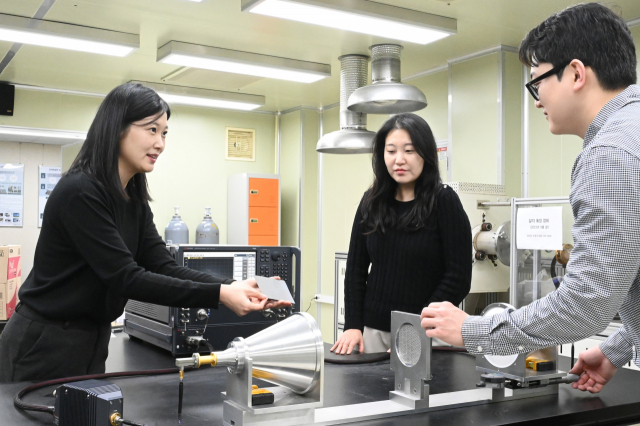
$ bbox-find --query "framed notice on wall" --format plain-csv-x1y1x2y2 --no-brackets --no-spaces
39,166,62,228
0,164,24,227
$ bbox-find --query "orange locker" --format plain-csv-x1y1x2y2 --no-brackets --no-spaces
249,235,279,246
228,174,280,246
248,207,279,236
249,178,279,207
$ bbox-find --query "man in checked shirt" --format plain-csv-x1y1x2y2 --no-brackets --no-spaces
421,3,640,394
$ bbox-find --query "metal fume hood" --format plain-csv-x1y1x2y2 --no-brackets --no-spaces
348,44,427,114
316,54,375,154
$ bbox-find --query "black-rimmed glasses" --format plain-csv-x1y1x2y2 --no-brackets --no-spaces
525,62,570,101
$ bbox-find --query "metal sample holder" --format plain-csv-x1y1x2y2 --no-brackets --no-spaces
475,303,576,400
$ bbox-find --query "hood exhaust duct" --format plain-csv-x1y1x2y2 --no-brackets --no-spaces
316,54,376,154
347,44,427,114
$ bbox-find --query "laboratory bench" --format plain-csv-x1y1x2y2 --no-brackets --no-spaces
2,332,640,425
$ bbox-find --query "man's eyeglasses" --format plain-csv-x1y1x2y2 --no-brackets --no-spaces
525,62,570,101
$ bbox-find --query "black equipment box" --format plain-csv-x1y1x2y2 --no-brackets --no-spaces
124,245,300,356
53,380,123,426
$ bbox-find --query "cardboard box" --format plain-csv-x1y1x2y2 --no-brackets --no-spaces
0,245,21,284
0,245,21,320
0,276,20,320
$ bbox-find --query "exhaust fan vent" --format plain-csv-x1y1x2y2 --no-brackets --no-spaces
226,127,256,161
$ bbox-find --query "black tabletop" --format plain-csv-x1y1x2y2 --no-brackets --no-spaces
3,332,640,426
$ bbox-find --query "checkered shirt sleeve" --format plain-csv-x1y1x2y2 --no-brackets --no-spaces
462,85,640,369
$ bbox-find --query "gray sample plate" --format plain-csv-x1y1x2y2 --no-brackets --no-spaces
255,276,294,303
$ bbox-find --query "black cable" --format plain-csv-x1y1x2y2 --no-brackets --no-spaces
178,379,184,419
14,383,55,414
120,419,147,426
200,339,215,353
15,367,188,415
304,298,313,312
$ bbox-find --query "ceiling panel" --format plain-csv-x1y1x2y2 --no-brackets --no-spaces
1,0,639,112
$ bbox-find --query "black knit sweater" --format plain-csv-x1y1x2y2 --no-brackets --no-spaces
343,185,472,332
19,171,233,324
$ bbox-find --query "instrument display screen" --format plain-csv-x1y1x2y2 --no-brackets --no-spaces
183,251,256,281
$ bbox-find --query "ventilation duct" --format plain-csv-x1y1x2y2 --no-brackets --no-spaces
347,44,427,114
316,54,376,154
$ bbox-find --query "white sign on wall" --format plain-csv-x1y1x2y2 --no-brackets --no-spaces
39,166,62,227
516,206,563,250
0,164,24,227
436,140,448,183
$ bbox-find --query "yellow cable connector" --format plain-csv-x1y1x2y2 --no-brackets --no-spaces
197,353,218,368
110,413,122,426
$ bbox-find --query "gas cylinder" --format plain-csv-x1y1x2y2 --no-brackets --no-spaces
165,206,189,244
195,207,219,244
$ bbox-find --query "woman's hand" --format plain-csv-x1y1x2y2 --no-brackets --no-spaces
330,329,364,355
264,276,293,310
230,278,258,290
229,278,292,310
219,284,268,316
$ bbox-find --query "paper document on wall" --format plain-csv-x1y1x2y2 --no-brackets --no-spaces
38,166,62,227
516,206,562,250
0,164,24,227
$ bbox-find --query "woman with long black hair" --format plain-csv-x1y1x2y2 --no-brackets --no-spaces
331,113,472,354
0,83,288,382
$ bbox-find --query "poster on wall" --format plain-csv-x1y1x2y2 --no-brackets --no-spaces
0,164,24,227
436,140,448,183
38,166,62,228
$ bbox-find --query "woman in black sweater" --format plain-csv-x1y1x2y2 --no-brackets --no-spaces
331,113,472,355
0,83,288,382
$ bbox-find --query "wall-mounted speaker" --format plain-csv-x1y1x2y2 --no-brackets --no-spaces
0,84,15,116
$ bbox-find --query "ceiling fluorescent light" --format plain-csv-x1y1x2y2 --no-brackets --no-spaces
0,13,138,57
131,81,265,111
241,0,456,45
157,41,331,83
0,125,87,144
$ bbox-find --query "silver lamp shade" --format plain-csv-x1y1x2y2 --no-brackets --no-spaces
316,129,375,154
347,44,427,114
316,54,376,154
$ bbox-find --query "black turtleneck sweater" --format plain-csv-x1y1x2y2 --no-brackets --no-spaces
343,185,472,332
19,171,233,324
